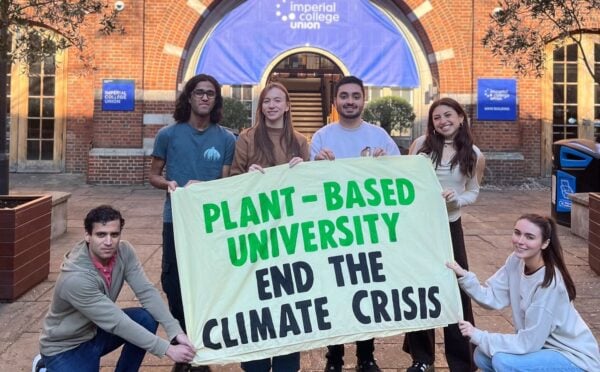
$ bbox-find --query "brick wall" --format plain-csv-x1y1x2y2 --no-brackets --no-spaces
59,0,597,184
87,154,147,185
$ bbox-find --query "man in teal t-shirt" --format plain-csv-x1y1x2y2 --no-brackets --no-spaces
149,74,236,372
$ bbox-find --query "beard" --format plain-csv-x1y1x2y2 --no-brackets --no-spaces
338,106,362,120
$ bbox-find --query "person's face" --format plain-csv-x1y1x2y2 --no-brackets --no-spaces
188,80,217,117
431,104,463,140
85,220,122,265
335,83,365,120
261,87,289,126
511,218,549,265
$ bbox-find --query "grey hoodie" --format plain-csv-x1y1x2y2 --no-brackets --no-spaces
40,240,183,357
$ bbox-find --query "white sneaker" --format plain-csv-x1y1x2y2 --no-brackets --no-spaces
32,354,46,372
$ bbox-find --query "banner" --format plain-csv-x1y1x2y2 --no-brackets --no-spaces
172,156,462,364
195,0,419,87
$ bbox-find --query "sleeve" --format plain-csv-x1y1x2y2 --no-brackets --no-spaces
298,135,310,161
151,127,169,160
310,130,323,160
458,260,511,310
470,285,560,357
121,243,184,343
408,136,426,155
455,151,483,208
59,271,172,357
383,131,401,155
230,132,251,176
223,131,236,166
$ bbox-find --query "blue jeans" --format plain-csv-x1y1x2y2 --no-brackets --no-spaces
474,346,583,371
241,352,300,372
42,307,158,372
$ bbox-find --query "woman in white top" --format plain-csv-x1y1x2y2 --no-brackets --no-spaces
448,214,600,371
403,97,485,372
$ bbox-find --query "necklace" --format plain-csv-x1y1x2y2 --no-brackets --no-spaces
444,140,453,147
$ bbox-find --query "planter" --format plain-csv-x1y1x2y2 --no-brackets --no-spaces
0,195,52,301
590,193,600,275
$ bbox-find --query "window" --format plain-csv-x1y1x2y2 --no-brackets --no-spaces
552,44,578,141
550,37,600,142
4,37,11,155
7,33,65,172
26,54,56,160
231,84,253,122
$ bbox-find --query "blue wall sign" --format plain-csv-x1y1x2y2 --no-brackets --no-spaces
102,79,135,111
477,79,517,121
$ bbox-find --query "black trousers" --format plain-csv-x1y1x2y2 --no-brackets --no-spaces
402,219,476,371
161,222,187,332
326,339,375,364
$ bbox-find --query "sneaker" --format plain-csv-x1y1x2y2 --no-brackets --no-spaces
32,354,46,372
356,359,381,372
325,360,343,372
406,360,434,372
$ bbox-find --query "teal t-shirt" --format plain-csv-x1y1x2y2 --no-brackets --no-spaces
152,122,236,222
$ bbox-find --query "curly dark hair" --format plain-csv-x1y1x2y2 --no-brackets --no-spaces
84,205,125,234
173,74,223,124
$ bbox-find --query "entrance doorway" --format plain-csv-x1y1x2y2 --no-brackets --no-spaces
268,52,343,139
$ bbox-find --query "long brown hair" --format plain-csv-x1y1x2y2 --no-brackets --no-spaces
518,214,576,301
252,82,301,166
419,97,476,177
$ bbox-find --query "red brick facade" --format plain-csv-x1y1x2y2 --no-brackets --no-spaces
53,0,597,184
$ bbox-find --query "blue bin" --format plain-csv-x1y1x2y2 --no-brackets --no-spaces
551,139,600,226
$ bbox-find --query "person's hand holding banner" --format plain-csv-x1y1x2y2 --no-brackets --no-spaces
171,155,462,365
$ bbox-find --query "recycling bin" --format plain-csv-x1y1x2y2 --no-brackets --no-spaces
551,139,600,226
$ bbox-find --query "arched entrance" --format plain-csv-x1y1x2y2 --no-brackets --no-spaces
182,0,434,140
267,52,343,138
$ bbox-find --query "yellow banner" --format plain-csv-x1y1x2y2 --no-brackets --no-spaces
172,155,462,364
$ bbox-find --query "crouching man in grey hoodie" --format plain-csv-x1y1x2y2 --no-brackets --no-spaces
38,205,196,371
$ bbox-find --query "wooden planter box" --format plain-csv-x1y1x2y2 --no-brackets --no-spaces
0,195,52,301
590,193,600,275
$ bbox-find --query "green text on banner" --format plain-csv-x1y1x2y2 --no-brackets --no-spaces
171,155,462,364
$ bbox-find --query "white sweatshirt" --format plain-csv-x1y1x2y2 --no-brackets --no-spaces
458,254,600,371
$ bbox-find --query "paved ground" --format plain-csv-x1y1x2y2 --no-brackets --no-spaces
1,174,599,371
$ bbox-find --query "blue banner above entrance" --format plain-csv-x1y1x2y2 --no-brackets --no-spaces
195,0,419,87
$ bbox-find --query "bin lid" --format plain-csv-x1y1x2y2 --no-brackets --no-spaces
554,138,600,158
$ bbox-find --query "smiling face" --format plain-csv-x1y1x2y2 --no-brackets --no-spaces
261,86,289,128
512,218,550,271
85,220,122,265
335,83,365,121
431,104,463,140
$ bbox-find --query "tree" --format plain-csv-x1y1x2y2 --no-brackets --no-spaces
0,0,123,195
362,96,415,134
483,0,600,84
222,97,250,133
